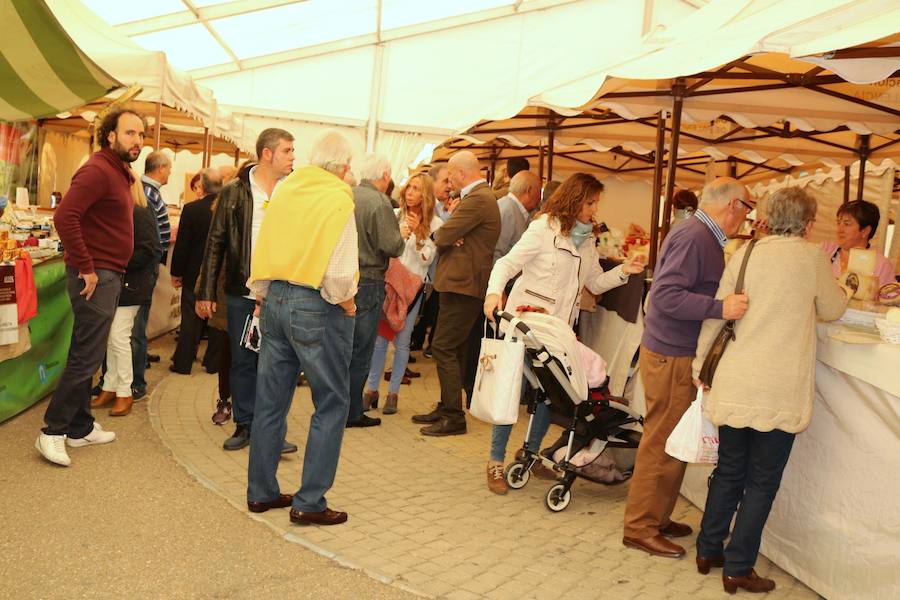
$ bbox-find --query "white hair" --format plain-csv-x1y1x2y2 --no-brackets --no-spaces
309,129,353,175
355,153,392,183
700,178,747,208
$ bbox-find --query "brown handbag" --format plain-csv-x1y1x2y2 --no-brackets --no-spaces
698,239,757,388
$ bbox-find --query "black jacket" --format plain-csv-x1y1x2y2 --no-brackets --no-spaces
197,166,253,300
119,205,159,306
171,193,215,292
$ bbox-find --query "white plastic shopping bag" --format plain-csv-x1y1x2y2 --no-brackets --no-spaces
665,388,719,463
469,324,525,425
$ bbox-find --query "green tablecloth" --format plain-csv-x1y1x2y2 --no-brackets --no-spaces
0,259,72,423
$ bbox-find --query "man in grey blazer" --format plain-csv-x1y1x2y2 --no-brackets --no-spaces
493,171,541,263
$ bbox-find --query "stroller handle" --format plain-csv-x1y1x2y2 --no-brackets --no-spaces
493,309,535,338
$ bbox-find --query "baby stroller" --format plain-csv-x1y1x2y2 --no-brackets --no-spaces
494,310,643,512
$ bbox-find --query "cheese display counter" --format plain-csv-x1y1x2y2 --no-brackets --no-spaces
680,322,900,600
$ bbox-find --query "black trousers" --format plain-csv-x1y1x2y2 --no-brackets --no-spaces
410,287,439,350
43,268,121,437
171,287,224,373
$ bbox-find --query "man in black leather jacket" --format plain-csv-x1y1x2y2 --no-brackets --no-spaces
195,129,298,453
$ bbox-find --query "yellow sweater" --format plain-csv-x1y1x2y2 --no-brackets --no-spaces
249,166,355,289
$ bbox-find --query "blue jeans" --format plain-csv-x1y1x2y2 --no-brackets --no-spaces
366,295,422,394
697,425,795,577
129,264,158,395
226,294,259,427
490,401,551,463
130,303,150,395
347,279,385,422
247,282,354,512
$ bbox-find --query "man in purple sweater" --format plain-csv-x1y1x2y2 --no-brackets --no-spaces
623,177,751,558
36,109,145,467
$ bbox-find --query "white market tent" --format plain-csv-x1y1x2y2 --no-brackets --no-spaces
61,0,705,179
47,0,254,152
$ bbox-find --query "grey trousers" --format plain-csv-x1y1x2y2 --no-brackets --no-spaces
42,268,121,438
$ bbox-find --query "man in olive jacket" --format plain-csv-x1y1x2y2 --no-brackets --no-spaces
412,151,500,436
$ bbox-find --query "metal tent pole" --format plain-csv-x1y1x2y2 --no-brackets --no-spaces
649,110,666,271
660,78,685,243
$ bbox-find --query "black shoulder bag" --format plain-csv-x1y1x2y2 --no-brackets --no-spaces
698,239,757,388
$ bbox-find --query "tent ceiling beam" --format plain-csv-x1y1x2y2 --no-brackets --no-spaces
191,0,579,79
116,0,303,36
181,0,244,70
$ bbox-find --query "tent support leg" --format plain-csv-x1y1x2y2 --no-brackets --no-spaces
660,78,685,244
843,166,851,205
649,110,666,272
538,142,544,184
153,102,162,150
856,135,870,202
547,126,555,183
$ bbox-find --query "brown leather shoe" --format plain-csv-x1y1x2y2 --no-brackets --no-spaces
289,507,348,526
487,462,507,495
723,570,775,594
247,493,293,513
660,520,693,538
697,555,725,574
411,405,442,424
420,417,467,436
383,393,398,415
622,535,686,558
92,390,116,409
405,367,420,378
109,396,134,417
363,390,379,411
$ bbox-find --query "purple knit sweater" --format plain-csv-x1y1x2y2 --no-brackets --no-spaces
643,217,725,357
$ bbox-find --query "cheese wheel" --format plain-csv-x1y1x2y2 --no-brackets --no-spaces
847,248,877,276
853,274,880,302
886,307,900,323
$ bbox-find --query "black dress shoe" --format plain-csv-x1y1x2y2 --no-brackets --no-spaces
169,365,191,375
289,507,347,526
697,555,725,574
405,368,420,378
420,417,467,436
346,414,382,428
660,520,693,538
723,570,775,594
147,353,161,363
411,406,442,424
407,355,417,364
247,493,293,513
281,440,299,454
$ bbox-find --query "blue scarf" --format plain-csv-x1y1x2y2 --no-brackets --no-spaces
570,220,594,248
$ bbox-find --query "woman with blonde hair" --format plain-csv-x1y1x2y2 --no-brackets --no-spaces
365,173,443,415
482,172,646,494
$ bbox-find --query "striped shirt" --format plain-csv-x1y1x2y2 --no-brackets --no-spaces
694,208,727,249
141,175,171,259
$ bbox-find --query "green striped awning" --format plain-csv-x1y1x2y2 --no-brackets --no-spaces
0,0,120,121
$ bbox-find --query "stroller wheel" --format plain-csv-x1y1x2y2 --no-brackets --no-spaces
544,483,572,512
505,462,530,490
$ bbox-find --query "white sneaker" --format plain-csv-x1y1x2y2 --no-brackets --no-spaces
66,422,116,447
35,433,71,466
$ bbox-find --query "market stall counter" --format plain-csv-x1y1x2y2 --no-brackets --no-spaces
0,257,72,422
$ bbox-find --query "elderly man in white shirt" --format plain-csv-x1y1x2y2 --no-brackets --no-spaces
493,170,541,263
244,130,360,527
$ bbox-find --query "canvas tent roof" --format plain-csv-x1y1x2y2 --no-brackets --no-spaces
46,0,254,152
0,0,119,121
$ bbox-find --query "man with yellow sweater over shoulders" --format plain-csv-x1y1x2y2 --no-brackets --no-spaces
245,130,359,527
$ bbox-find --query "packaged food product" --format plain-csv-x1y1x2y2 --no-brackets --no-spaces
878,282,900,307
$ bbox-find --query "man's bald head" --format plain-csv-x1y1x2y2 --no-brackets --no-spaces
447,151,483,192
509,170,541,211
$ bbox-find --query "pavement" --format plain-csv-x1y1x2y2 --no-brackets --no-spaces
149,337,821,600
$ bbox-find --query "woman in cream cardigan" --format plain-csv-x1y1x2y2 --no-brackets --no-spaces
691,187,850,595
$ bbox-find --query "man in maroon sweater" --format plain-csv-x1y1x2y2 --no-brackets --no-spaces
36,108,145,467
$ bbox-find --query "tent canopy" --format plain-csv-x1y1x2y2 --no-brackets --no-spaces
47,0,254,152
0,0,119,121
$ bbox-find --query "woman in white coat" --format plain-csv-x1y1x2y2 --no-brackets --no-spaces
482,172,645,494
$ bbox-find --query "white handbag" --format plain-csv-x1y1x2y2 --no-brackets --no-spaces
469,320,526,425
665,388,719,464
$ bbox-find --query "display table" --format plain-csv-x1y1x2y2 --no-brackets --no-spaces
0,258,72,422
681,323,900,600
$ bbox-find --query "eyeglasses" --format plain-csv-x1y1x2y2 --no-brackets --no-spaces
737,198,755,213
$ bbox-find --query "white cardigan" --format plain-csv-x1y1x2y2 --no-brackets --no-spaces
487,215,628,325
